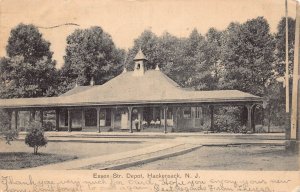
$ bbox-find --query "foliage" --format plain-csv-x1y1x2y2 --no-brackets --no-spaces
0,109,18,145
264,80,288,127
0,56,58,98
214,107,243,133
25,121,47,155
182,29,217,90
1,129,19,145
125,29,219,90
0,152,77,169
125,30,160,70
60,26,125,94
6,24,53,64
274,17,295,77
0,109,10,131
220,17,275,96
0,24,58,98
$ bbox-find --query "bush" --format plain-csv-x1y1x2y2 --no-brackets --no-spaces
2,129,19,145
0,109,18,144
214,107,242,133
25,121,47,155
0,109,10,131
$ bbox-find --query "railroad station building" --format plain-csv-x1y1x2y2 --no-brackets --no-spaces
0,50,263,133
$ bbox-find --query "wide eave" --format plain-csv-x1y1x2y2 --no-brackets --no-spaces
0,70,263,109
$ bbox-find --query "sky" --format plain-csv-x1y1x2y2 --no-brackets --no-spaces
0,0,297,68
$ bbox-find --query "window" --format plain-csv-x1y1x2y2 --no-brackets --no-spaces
183,107,192,119
167,109,173,119
136,63,140,70
161,109,173,119
64,110,68,126
195,107,202,119
85,109,97,126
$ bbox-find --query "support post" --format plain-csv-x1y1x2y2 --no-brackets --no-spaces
138,109,142,131
40,110,44,128
160,109,162,126
284,0,291,141
29,110,33,123
81,109,85,130
284,0,300,152
140,108,144,131
152,107,156,120
32,111,36,121
55,109,60,132
210,105,214,132
97,107,100,133
164,106,168,134
14,110,18,130
7,110,12,130
111,109,115,130
291,1,300,141
128,107,133,133
252,105,256,132
67,109,71,132
172,107,179,132
246,104,253,132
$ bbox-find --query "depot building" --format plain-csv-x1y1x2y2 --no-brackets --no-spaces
0,50,263,133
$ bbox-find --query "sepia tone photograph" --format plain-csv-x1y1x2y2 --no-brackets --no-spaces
0,0,299,191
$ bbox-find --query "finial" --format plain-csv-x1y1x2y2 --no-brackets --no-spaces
90,77,95,86
155,64,160,71
122,50,129,73
75,79,78,87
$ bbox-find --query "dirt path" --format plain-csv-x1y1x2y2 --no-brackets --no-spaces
127,145,299,170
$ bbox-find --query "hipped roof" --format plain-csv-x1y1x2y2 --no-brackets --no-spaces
0,70,262,109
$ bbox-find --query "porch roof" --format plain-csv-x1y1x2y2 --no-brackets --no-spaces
0,70,262,109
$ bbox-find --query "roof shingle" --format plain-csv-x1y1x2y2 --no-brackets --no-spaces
0,70,262,108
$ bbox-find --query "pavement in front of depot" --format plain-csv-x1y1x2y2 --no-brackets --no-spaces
25,132,286,170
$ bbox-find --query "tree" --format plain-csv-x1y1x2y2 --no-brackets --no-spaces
125,30,160,70
206,28,223,89
0,56,58,98
217,18,276,131
6,24,53,64
126,29,220,90
220,17,275,96
185,29,218,90
60,26,125,93
157,32,187,85
0,24,58,98
167,28,216,90
25,121,47,155
274,17,295,77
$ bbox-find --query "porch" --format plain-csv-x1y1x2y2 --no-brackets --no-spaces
8,101,263,133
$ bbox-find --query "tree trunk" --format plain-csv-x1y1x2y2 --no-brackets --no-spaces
34,146,38,155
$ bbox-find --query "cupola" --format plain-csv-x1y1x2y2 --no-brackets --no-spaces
133,48,147,76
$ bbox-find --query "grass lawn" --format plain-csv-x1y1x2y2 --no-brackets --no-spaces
0,152,77,169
